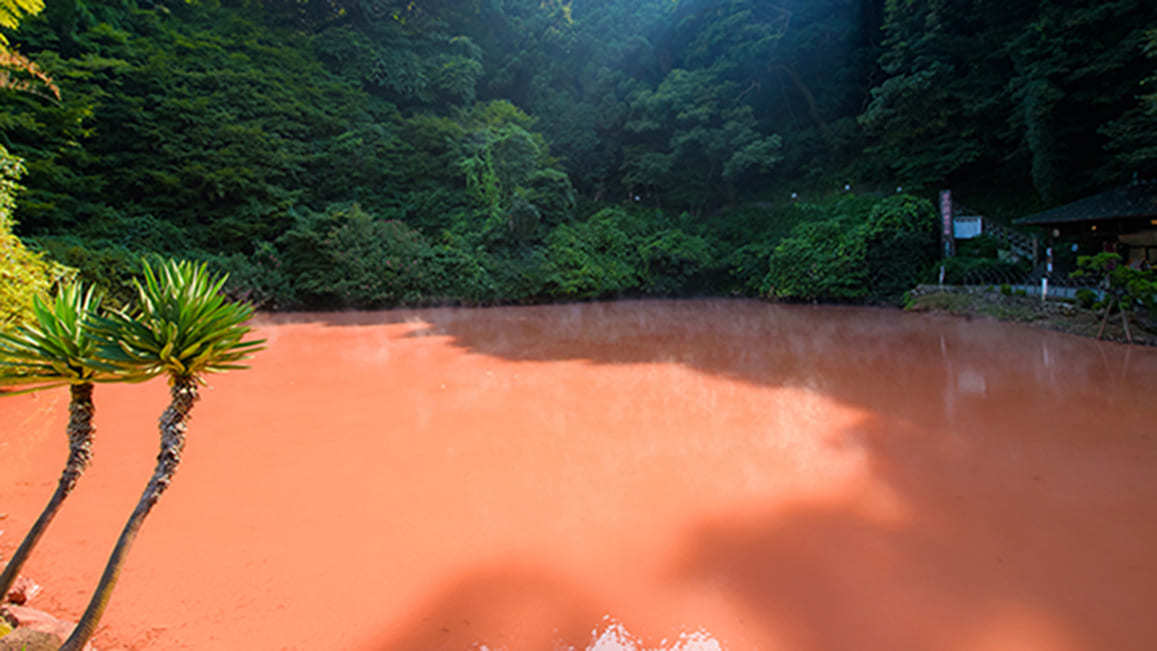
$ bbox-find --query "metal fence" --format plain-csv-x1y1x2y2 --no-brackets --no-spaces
955,267,1104,302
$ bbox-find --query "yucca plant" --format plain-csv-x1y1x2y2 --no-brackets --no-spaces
61,259,264,651
0,283,137,598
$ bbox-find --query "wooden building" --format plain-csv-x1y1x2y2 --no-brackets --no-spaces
1014,180,1157,266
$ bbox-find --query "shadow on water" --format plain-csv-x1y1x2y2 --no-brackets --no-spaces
667,408,1157,650
370,562,606,651
258,300,1157,650
258,298,1152,422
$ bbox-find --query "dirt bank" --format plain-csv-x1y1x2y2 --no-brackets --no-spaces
906,285,1156,346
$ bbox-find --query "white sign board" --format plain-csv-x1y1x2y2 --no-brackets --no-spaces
953,216,983,239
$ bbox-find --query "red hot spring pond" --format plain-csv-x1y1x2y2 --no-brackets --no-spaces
2,299,1157,650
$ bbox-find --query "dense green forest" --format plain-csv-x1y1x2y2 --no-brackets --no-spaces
1,0,1154,310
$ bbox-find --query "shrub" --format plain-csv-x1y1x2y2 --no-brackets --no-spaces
0,148,73,330
276,203,442,308
30,237,142,309
1072,252,1157,323
725,241,775,296
762,194,937,304
639,228,715,296
938,256,1029,285
861,195,939,301
542,208,647,299
763,218,868,301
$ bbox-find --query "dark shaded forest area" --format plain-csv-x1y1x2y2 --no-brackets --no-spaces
2,0,1155,309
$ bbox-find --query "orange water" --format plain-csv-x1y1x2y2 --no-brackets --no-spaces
2,299,1156,650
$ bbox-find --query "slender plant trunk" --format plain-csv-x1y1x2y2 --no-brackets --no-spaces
1097,298,1114,340
61,377,198,651
0,383,95,597
1121,305,1133,344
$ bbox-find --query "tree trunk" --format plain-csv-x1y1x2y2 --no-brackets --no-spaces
0,383,95,596
60,377,198,651
1096,298,1114,340
1121,305,1133,344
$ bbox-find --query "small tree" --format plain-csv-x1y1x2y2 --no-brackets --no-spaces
61,260,263,651
0,284,137,597
1072,252,1157,343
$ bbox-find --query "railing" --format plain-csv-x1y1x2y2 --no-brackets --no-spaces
980,217,1037,262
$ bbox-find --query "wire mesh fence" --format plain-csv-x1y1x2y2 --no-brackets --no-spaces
949,262,1102,301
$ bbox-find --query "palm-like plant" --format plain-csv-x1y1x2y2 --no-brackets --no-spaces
61,259,263,651
0,283,133,598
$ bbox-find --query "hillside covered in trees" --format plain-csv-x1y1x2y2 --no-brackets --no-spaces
2,0,1155,309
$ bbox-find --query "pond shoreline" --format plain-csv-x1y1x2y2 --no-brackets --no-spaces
905,285,1156,346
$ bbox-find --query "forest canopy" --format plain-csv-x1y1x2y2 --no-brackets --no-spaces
0,0,1153,309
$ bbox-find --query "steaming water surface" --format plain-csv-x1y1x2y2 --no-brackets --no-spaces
2,299,1156,650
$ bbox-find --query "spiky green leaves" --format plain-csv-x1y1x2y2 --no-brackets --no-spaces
89,259,264,383
0,0,43,42
0,283,117,394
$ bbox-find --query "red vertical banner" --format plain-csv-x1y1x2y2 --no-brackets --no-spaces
940,190,954,258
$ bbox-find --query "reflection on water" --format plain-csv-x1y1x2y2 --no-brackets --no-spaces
3,299,1157,650
475,617,722,651
580,617,721,651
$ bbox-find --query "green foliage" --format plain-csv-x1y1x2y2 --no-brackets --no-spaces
88,259,263,382
1075,288,1098,309
0,0,42,46
937,256,1029,285
861,195,939,299
274,203,442,308
622,67,782,207
0,281,129,392
543,208,647,299
1101,27,1157,182
763,195,937,304
864,0,1157,199
955,234,1001,260
1072,252,1157,321
764,218,868,302
29,236,141,307
639,228,715,296
6,2,372,249
0,145,73,330
725,240,775,296
3,0,1155,312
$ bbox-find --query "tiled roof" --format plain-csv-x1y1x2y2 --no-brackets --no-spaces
1014,182,1157,225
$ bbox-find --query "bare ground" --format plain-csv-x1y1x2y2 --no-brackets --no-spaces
905,285,1157,346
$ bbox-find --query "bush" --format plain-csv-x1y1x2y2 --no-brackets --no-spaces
0,148,74,330
542,208,647,299
639,228,715,296
275,203,442,308
956,234,1002,259
1075,288,1097,309
762,194,937,304
724,241,775,296
1072,252,1157,323
30,237,142,309
861,195,939,300
763,218,868,301
938,256,1030,285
